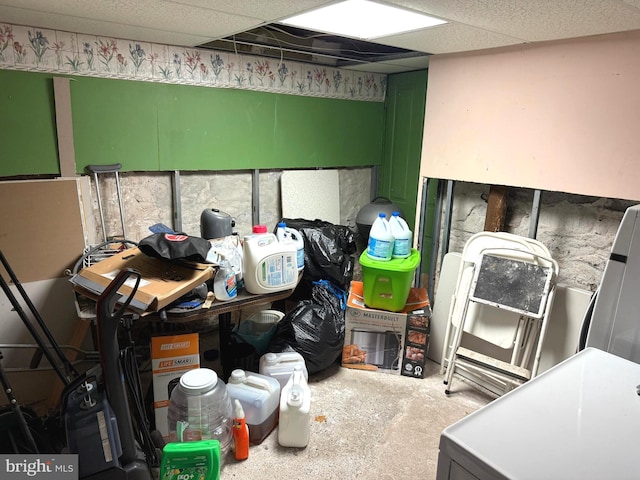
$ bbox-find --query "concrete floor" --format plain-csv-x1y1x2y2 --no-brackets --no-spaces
142,307,493,480
219,359,492,479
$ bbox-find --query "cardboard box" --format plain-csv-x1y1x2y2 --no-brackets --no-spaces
151,333,200,441
69,247,215,314
342,281,431,379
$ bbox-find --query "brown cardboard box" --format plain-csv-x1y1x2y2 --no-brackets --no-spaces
69,247,215,314
342,281,431,378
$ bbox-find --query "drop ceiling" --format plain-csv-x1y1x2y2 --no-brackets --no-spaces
2,0,640,74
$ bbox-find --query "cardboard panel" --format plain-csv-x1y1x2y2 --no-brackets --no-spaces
0,179,85,282
69,247,215,313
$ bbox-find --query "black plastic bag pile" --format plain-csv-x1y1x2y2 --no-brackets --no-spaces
281,218,357,301
269,280,347,374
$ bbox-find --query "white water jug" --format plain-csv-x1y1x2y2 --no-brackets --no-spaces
276,223,305,272
259,351,308,390
226,369,280,445
167,369,234,463
366,213,394,261
278,365,311,448
388,211,412,259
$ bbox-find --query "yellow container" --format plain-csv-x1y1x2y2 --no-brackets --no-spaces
359,248,421,312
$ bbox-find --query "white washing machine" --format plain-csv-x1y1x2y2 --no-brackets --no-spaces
585,203,640,362
436,348,640,480
437,205,640,480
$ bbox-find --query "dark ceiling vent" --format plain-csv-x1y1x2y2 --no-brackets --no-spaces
198,24,428,68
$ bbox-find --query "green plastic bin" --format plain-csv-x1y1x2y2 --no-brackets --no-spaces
359,248,421,312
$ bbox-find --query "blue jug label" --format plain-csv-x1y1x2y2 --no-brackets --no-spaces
296,249,304,269
368,237,392,259
260,255,297,286
393,239,410,257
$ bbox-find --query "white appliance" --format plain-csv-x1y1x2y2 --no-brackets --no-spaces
585,204,640,362
436,348,640,480
436,206,640,480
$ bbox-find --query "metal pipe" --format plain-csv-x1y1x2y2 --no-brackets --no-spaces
253,169,260,225
0,250,77,383
172,170,183,232
529,189,542,239
114,170,127,239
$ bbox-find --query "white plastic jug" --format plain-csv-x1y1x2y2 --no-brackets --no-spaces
243,233,298,294
278,365,311,448
226,369,281,445
286,227,305,271
259,351,308,390
388,211,412,259
367,213,394,261
276,222,305,272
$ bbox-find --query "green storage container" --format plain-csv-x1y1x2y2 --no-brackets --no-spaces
359,248,421,312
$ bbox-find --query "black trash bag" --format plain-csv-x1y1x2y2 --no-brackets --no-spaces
281,218,357,300
269,280,346,375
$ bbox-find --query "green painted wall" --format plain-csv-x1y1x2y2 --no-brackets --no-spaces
0,69,385,176
0,70,59,176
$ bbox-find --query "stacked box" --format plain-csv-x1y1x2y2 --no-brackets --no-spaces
342,281,431,378
151,333,200,440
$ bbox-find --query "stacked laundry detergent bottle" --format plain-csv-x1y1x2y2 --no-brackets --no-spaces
366,212,413,261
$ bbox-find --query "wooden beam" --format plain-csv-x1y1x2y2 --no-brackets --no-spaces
484,185,508,232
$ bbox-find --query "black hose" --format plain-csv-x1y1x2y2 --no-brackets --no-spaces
120,344,159,467
577,287,599,352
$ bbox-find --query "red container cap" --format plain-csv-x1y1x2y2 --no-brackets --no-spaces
253,224,268,234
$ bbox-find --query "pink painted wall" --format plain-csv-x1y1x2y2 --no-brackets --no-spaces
421,30,640,201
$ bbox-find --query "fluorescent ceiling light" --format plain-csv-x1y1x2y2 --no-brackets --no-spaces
279,0,447,40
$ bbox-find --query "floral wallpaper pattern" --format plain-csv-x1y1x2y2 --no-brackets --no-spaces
0,23,387,102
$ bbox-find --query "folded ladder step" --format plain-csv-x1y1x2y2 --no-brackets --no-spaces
455,346,531,382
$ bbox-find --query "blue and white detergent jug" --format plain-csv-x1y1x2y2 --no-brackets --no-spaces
388,212,412,259
276,222,305,271
366,213,394,261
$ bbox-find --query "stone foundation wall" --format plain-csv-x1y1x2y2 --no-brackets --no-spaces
83,167,372,245
443,182,635,291
83,172,634,293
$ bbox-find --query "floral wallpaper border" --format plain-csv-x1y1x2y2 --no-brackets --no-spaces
0,23,387,102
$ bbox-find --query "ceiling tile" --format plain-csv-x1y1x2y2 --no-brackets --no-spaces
386,0,640,42
0,0,265,39
165,0,334,21
0,5,217,46
379,23,525,55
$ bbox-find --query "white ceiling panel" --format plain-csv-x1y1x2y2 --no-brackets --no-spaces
343,55,430,74
166,0,334,21
380,23,524,55
2,0,640,71
0,0,265,42
388,0,640,42
0,5,216,46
